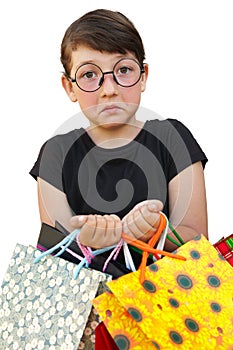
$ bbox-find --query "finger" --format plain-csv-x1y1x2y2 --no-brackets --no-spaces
123,200,163,221
88,215,107,247
140,204,161,228
123,203,162,242
122,219,134,240
78,215,97,246
133,208,156,238
110,214,122,243
125,209,145,240
140,199,163,213
70,215,88,228
103,214,115,239
104,215,121,237
138,206,162,242
101,215,122,246
79,215,122,248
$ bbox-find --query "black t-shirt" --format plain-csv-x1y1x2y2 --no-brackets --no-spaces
30,118,208,219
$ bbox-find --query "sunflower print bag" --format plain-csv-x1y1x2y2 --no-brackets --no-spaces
93,235,233,350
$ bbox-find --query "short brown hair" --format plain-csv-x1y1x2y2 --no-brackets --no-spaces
61,9,145,75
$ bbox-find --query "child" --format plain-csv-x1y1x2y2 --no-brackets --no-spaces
30,9,208,257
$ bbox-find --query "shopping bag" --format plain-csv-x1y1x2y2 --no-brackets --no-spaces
93,235,233,350
214,233,233,267
0,243,111,350
95,322,119,350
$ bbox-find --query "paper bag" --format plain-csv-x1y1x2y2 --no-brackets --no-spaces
214,233,233,267
0,244,111,349
93,235,233,350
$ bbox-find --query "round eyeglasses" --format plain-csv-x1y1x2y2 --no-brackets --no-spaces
66,58,145,93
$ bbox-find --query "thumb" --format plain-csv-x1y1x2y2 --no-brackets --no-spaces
147,200,163,213
70,215,87,228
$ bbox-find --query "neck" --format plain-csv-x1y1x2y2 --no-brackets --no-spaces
86,120,144,148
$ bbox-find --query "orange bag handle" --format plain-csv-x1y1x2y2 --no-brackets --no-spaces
122,213,186,284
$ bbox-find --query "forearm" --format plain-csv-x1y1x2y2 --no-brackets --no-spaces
164,224,208,252
37,178,74,233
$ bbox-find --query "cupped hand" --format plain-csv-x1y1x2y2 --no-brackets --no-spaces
122,199,163,242
70,214,122,249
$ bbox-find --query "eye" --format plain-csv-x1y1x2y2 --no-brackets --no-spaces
76,64,101,81
118,66,132,75
82,70,97,79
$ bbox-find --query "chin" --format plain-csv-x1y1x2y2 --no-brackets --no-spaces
101,122,124,129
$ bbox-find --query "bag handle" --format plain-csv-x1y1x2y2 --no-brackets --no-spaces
34,229,118,279
34,213,185,282
122,213,186,284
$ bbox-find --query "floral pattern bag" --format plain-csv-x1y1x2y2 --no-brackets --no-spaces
93,235,233,350
0,243,111,350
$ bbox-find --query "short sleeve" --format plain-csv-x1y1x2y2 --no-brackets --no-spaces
145,119,208,183
167,119,208,181
29,129,84,192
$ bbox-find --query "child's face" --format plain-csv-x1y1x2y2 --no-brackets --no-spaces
62,45,148,128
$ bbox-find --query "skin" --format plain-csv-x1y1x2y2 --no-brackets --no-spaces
38,45,208,250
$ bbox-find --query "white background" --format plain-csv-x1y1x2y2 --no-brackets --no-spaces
1,0,233,282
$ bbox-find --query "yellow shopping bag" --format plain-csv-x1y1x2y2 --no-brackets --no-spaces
93,235,233,350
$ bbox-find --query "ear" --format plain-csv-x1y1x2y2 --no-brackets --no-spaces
141,63,148,92
61,74,78,102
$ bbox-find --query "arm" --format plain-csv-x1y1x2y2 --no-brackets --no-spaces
37,177,74,232
121,161,208,250
165,161,208,251
38,177,122,248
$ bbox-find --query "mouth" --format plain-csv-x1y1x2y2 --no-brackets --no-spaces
100,104,123,115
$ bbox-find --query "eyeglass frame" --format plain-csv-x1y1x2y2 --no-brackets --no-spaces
65,57,146,93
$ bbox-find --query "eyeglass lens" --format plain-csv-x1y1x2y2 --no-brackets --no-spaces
75,58,143,92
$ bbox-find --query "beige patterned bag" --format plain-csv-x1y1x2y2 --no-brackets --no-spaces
0,244,111,350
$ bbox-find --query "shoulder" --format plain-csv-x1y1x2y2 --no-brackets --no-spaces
45,128,85,147
144,118,194,143
33,128,85,175
146,118,190,132
144,117,207,165
42,128,85,158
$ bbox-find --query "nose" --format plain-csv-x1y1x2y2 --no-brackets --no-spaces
99,72,118,96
